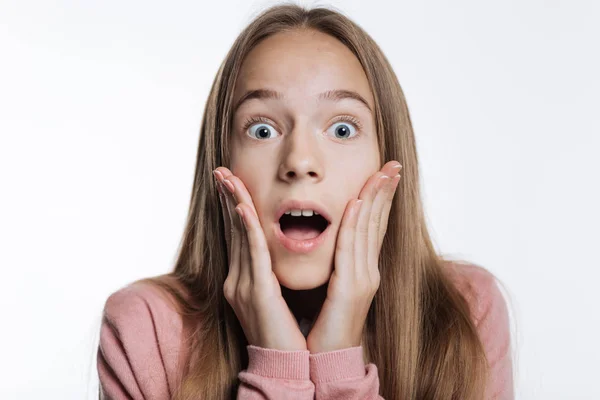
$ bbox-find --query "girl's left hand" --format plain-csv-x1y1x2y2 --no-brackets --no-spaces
306,161,402,354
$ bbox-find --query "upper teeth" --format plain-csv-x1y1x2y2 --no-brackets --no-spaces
284,209,320,217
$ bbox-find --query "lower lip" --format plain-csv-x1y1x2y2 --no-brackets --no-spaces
274,221,332,254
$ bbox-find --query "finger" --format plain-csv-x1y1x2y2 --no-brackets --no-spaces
368,175,388,265
366,174,392,280
217,182,232,261
223,181,243,287
214,172,231,256
370,161,402,266
334,199,363,283
236,205,252,287
378,173,401,249
355,171,386,279
221,177,254,287
236,203,273,288
215,168,259,218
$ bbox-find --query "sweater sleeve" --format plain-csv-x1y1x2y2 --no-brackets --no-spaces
237,345,315,399
470,268,515,399
307,264,515,400
449,262,515,399
97,285,182,399
97,283,316,399
309,346,383,400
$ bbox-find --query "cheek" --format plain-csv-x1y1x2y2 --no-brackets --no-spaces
235,173,260,199
230,151,263,192
232,172,270,215
340,164,374,196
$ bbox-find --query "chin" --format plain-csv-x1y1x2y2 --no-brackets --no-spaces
274,260,332,290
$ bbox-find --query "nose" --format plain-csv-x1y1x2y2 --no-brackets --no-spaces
278,127,323,183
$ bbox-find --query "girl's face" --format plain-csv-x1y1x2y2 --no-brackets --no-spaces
230,28,380,290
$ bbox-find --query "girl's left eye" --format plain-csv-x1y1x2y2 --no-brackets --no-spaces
327,116,362,141
241,115,363,141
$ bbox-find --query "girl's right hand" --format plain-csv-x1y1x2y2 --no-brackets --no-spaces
213,167,308,351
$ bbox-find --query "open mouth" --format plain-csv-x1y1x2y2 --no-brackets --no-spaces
278,213,330,240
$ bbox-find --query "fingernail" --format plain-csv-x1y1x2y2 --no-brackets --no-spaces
393,163,402,170
355,200,364,214
235,206,246,226
376,175,390,190
213,169,225,182
223,179,235,194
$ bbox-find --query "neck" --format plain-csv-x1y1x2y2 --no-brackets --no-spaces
280,281,328,322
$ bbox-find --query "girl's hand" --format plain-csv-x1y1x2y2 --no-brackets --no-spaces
306,161,402,353
214,167,308,351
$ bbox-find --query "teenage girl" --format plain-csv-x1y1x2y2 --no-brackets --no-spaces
97,4,514,399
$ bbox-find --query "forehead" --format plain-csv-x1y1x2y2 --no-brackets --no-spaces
234,29,374,110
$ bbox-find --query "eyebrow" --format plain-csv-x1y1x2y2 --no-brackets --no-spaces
233,89,373,114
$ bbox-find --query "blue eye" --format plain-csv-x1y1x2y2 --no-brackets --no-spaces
243,117,279,140
250,123,277,139
328,121,358,140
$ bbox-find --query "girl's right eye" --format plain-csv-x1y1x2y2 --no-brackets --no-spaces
243,117,279,140
249,123,278,140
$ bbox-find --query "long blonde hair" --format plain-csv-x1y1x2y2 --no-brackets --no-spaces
138,3,488,399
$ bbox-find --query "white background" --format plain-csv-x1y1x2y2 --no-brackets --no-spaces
1,0,598,398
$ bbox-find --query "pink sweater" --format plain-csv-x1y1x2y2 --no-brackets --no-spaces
97,262,514,399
